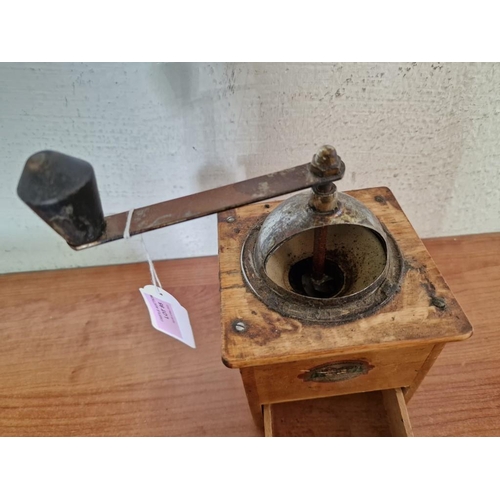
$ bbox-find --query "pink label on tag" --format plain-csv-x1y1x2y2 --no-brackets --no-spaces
142,293,183,339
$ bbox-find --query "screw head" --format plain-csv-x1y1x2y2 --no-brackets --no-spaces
431,296,446,310
232,320,247,333
226,216,235,223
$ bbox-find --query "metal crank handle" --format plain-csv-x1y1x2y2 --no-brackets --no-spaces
17,147,345,250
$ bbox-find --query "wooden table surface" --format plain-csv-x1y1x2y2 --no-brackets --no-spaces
0,233,499,436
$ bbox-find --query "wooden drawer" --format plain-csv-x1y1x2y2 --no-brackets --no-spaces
245,344,432,406
264,388,413,437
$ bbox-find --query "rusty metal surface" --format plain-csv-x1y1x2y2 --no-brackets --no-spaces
241,191,405,323
73,162,344,250
252,191,389,273
309,181,338,288
311,225,328,281
298,360,374,383
309,182,338,213
309,145,345,178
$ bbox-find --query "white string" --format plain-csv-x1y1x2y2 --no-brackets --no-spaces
123,208,134,239
140,235,163,294
123,208,163,294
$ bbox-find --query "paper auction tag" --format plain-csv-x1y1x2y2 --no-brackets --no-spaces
139,285,196,349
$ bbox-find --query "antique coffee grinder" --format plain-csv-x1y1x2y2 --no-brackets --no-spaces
17,146,472,436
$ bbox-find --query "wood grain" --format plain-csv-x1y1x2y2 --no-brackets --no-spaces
263,405,273,437
409,233,500,436
382,388,414,437
404,344,444,402
0,258,259,436
239,368,263,427
0,232,498,436
264,390,405,437
218,188,472,368
247,344,432,405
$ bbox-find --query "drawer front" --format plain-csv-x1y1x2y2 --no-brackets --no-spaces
264,388,413,437
252,345,433,405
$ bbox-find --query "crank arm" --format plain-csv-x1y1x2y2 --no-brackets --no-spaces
17,147,344,249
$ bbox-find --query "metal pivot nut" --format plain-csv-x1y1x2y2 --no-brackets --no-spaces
309,145,345,178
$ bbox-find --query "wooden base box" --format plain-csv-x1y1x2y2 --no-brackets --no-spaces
218,187,472,436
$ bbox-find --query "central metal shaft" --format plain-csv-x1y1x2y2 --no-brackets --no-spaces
310,180,338,285
312,225,328,280
307,145,345,295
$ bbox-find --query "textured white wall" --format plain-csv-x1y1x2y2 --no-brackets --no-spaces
1,62,499,274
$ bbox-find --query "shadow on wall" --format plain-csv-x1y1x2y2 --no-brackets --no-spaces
148,62,241,193
151,62,200,106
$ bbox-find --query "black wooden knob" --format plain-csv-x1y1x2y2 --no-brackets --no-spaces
17,151,105,247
